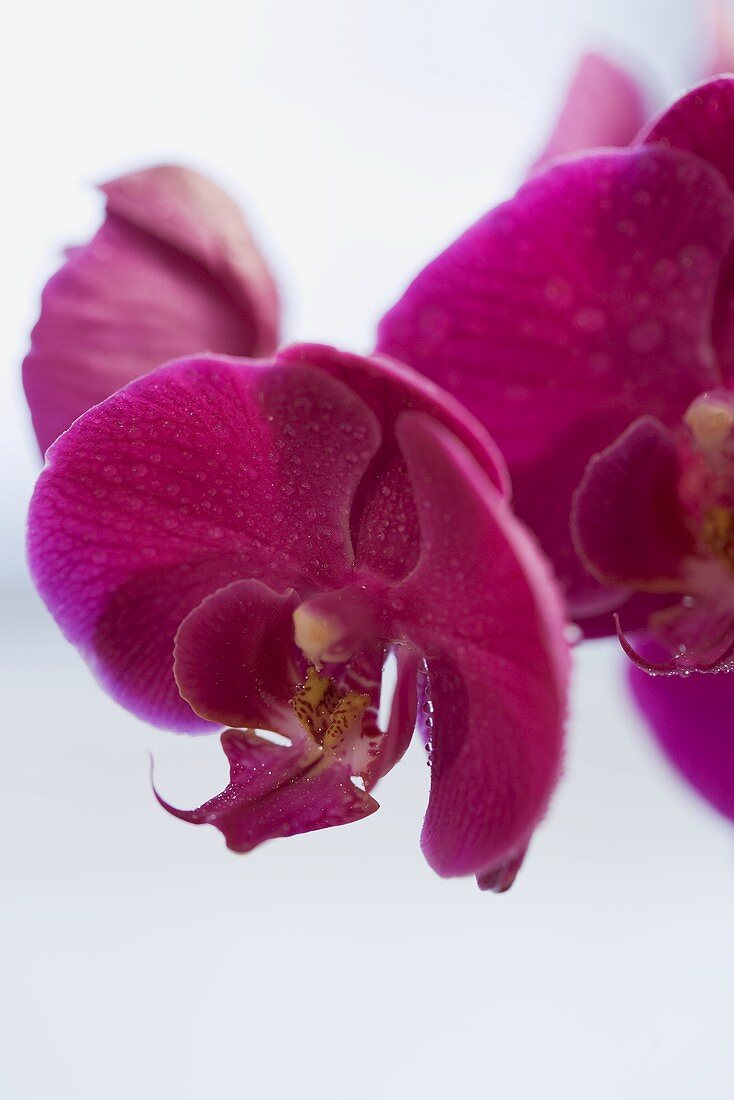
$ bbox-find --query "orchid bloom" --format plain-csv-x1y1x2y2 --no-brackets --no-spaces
377,76,734,820
23,165,279,454
27,343,568,888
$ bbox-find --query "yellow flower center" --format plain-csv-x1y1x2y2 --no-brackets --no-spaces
291,666,369,750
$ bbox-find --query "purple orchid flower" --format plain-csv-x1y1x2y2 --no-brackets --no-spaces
27,342,569,888
377,75,734,821
23,165,279,455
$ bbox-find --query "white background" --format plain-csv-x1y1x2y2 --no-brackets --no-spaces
2,1,733,1097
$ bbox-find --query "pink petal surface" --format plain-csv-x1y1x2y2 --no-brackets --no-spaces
101,166,278,352
23,165,279,454
174,580,302,729
572,416,694,587
390,413,569,883
628,644,734,820
640,76,734,191
532,52,648,172
278,343,510,581
157,727,378,853
640,77,734,379
28,353,381,731
378,147,734,614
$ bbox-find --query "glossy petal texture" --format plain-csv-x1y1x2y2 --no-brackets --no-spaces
640,77,734,378
28,354,381,730
378,147,734,614
628,644,734,820
640,77,734,192
23,165,279,454
174,580,302,730
278,343,510,581
391,414,569,882
573,417,694,587
157,727,378,852
532,52,648,172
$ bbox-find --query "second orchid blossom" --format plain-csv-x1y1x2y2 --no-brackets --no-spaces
378,75,734,819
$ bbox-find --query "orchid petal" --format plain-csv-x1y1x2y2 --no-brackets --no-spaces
23,165,278,454
639,76,734,191
361,644,420,788
278,343,510,582
532,52,648,172
378,147,734,613
174,580,302,730
572,417,694,588
391,413,569,883
639,77,734,379
628,643,734,821
156,727,378,853
28,354,381,731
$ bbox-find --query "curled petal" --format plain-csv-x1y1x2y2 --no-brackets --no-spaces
572,417,694,588
532,52,648,172
156,727,378,853
476,848,527,893
23,165,278,454
28,354,381,730
579,590,673,639
378,147,734,614
174,580,302,730
616,598,734,674
628,639,734,821
279,343,510,582
391,413,569,884
361,644,420,788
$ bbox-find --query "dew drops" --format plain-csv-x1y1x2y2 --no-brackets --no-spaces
628,319,663,353
573,307,606,333
616,218,638,238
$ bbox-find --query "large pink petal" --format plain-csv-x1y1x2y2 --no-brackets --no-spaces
23,165,279,454
157,727,378,852
572,417,694,587
377,146,734,614
639,77,734,379
628,644,734,821
28,354,381,731
390,413,569,886
277,343,509,582
532,52,648,172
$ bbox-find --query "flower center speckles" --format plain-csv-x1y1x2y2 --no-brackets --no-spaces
701,506,734,565
681,394,734,570
291,666,369,749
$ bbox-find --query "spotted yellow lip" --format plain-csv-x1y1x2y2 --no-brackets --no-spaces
291,666,370,750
